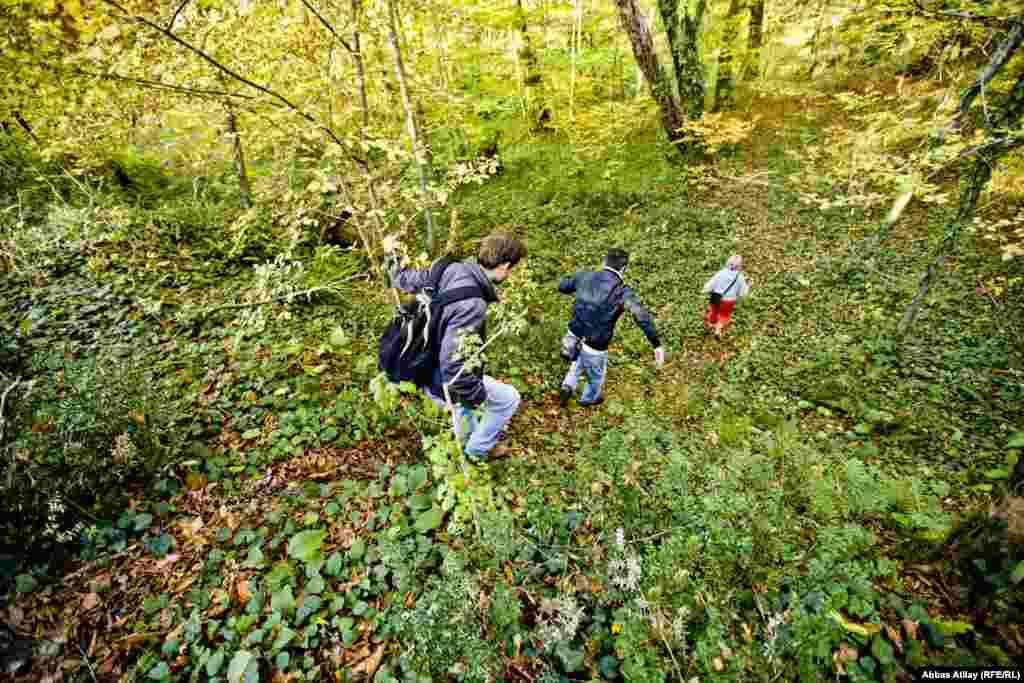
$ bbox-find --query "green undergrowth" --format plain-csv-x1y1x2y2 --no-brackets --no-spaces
3,99,1024,681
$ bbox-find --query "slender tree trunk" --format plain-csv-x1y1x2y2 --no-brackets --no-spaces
614,0,685,149
349,0,387,279
714,0,745,111
386,0,435,255
898,68,1024,337
224,100,252,209
744,0,765,80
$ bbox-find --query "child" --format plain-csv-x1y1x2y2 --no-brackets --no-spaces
558,248,664,407
703,254,750,336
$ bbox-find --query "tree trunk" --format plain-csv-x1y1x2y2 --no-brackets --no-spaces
386,0,435,256
898,68,1024,337
224,101,252,209
744,0,765,80
714,0,745,110
613,0,685,149
658,0,707,121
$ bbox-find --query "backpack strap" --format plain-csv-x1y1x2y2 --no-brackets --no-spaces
433,286,484,308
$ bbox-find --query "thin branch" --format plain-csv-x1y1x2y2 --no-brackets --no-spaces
952,20,1024,129
166,0,192,30
69,65,264,102
197,273,365,317
99,0,346,148
908,1,1024,29
298,0,354,53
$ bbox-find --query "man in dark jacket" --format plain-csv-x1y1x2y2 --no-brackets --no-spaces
387,233,527,460
558,248,664,407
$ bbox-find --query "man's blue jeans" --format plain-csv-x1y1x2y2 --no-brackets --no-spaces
562,344,608,404
428,376,520,459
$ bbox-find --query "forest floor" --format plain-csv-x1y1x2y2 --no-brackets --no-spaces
4,84,1024,682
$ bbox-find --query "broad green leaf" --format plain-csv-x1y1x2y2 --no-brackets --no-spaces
206,649,225,676
414,506,444,534
227,650,258,683
271,585,296,613
242,429,261,440
349,537,366,561
326,551,344,576
306,574,326,594
244,546,265,568
408,465,428,490
275,651,290,671
1011,560,1024,584
1007,432,1024,449
134,513,154,531
287,529,325,563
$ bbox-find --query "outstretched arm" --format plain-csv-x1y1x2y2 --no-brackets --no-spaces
623,288,661,349
384,254,432,293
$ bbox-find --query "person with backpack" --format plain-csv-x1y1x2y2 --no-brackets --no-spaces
702,254,750,336
557,248,664,408
382,232,528,461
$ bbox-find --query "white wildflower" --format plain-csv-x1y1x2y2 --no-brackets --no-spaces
615,527,625,550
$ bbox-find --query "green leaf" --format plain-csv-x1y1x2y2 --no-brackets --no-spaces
206,649,225,676
272,626,297,652
306,574,326,594
1011,560,1024,584
275,651,290,671
134,513,154,531
326,551,344,576
985,468,1009,480
414,506,444,534
330,326,349,348
244,546,265,568
349,537,366,561
408,465,428,490
271,585,296,613
242,429,262,440
1007,432,1024,448
15,574,37,593
227,650,258,683
287,529,326,563
148,662,171,680
266,561,295,590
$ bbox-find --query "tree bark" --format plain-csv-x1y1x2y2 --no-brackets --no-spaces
715,0,746,111
224,100,252,209
744,0,765,80
386,0,435,255
659,0,707,121
613,0,685,148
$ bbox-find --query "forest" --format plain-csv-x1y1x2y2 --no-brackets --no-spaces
1,0,1023,680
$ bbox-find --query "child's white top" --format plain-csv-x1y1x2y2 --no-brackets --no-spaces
702,268,749,301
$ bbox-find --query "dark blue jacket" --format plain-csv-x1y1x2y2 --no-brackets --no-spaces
559,268,661,351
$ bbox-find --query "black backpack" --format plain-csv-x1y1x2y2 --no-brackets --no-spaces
378,258,484,386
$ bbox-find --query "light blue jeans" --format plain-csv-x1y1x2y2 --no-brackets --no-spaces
562,346,609,404
429,376,520,459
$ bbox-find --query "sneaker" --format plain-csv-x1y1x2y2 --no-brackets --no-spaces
559,386,573,407
578,396,605,407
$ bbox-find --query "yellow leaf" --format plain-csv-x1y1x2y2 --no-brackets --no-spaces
829,611,881,637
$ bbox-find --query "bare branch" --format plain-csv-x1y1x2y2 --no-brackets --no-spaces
166,0,192,30
298,0,354,53
953,20,1024,128
908,1,1024,28
98,0,347,148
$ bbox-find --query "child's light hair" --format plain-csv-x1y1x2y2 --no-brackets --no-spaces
726,254,743,271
